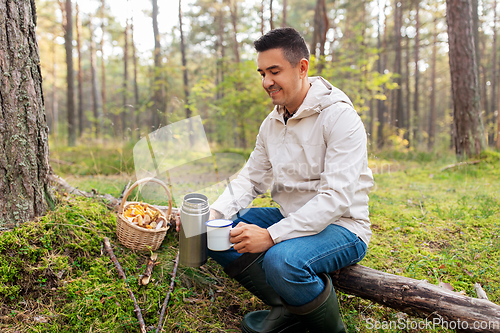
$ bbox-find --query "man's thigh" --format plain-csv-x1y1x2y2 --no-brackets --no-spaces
264,224,367,276
232,207,284,228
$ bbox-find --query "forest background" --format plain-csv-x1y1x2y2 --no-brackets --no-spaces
38,0,500,155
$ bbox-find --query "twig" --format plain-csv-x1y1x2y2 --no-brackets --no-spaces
440,160,481,172
103,237,147,333
119,180,132,201
474,283,489,300
140,253,158,286
156,251,180,333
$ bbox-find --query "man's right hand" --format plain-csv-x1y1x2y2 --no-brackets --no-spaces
175,208,223,232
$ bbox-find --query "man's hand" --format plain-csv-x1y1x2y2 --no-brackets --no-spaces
176,208,223,232
230,222,274,253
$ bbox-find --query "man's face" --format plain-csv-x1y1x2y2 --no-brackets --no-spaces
257,48,307,112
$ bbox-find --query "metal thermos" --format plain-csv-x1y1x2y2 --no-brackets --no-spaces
179,193,209,267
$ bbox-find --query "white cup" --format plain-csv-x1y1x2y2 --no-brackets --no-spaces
206,219,234,251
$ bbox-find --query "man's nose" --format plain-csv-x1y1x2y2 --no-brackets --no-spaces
262,76,274,89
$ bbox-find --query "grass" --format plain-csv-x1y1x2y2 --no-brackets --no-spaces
1,144,499,332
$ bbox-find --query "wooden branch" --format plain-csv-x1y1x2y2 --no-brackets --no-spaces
103,237,147,333
156,251,180,333
474,283,489,300
48,174,179,217
140,253,158,286
48,173,121,209
330,264,500,332
440,160,481,172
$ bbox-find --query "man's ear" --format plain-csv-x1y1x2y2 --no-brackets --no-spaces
298,58,309,78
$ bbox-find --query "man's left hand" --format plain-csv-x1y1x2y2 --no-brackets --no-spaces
230,222,274,253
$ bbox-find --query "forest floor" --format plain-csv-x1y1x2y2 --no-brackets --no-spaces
0,143,499,332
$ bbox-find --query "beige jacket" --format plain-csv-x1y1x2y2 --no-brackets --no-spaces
210,77,374,246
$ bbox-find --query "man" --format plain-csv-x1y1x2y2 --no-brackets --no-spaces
180,27,373,333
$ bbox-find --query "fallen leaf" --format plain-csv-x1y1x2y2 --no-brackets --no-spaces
464,269,474,277
438,281,454,291
439,264,446,269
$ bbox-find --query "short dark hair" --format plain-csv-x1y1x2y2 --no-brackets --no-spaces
254,27,310,67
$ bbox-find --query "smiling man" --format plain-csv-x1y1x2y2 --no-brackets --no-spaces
206,27,374,333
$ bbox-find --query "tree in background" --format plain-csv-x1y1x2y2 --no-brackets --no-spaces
151,0,164,128
446,0,484,157
0,0,52,227
59,0,76,146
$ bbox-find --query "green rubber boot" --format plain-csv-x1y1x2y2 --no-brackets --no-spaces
224,252,305,333
282,273,346,333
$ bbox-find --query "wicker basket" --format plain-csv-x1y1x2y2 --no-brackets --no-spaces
116,177,173,251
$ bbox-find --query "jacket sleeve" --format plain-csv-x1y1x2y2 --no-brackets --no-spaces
210,122,274,219
267,106,370,243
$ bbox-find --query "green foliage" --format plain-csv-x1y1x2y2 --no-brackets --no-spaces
50,141,135,177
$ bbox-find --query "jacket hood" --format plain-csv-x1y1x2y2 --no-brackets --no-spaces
270,76,354,122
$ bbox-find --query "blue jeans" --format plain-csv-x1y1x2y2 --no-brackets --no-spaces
208,207,367,306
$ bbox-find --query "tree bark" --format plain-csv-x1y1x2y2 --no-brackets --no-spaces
51,34,59,140
377,0,387,149
446,0,484,158
131,19,140,138
269,0,274,30
282,0,287,27
331,265,500,332
228,0,240,63
0,0,51,227
89,15,100,139
413,0,420,146
428,17,437,150
260,0,264,35
392,0,404,131
152,0,163,128
491,0,498,145
179,0,193,146
76,3,83,138
122,18,129,137
64,0,76,146
100,0,106,132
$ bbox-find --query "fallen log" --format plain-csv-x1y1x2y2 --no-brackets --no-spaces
48,173,179,216
48,173,121,209
330,264,500,332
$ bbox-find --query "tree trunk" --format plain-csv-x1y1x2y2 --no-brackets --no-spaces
228,0,240,63
51,34,59,140
269,0,274,30
216,1,225,101
491,0,497,146
446,0,484,158
392,0,404,131
413,0,420,146
0,0,51,227
76,3,83,138
123,19,129,137
89,15,100,139
282,0,287,27
179,0,193,146
405,35,411,144
377,0,387,149
428,18,437,150
64,0,76,146
152,0,163,128
131,19,140,138
330,265,500,332
100,0,106,133
260,0,264,35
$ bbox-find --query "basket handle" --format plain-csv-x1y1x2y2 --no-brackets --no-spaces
118,177,173,217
